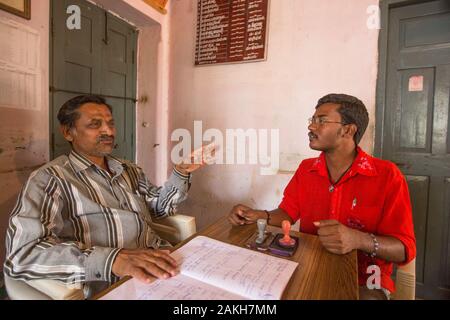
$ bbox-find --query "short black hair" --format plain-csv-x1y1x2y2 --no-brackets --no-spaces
315,93,369,145
57,95,112,129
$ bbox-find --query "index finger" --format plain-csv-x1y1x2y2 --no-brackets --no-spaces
203,142,217,154
228,212,246,225
233,204,249,216
313,220,340,228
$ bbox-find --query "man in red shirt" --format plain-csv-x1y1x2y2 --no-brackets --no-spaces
228,93,416,300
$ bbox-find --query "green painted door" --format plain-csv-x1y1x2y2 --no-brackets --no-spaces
50,0,137,161
381,0,450,299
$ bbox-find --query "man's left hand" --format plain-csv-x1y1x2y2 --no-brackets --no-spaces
314,220,362,255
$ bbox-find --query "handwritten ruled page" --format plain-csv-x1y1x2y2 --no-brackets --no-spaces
100,236,298,300
171,236,298,300
100,274,244,300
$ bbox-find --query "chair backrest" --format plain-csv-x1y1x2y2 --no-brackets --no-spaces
392,258,416,300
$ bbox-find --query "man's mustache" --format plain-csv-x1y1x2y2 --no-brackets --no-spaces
97,135,115,143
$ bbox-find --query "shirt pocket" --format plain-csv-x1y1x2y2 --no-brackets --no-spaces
345,205,382,233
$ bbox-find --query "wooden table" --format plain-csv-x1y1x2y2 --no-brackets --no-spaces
96,216,359,300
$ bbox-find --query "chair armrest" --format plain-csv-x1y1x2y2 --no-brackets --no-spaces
27,279,84,300
4,274,84,300
151,214,196,245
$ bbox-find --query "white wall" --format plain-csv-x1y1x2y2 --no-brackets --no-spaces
168,0,380,230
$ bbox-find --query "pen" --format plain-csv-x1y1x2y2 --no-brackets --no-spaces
351,198,357,210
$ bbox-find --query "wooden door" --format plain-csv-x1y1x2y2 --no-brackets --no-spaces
380,0,450,299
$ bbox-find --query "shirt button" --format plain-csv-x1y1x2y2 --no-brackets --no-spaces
95,272,102,279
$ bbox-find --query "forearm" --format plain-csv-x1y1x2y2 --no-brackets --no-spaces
5,237,120,284
148,169,190,219
356,231,406,263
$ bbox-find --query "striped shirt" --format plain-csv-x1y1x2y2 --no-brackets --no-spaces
4,150,191,298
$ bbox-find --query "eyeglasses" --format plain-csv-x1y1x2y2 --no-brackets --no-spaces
308,117,347,126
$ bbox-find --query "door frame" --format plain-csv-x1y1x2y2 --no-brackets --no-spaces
374,0,437,158
49,0,138,161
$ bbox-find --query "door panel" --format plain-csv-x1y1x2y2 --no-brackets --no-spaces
433,65,450,155
426,176,450,299
51,91,81,158
398,68,434,152
102,13,137,160
102,13,136,99
405,175,429,285
53,0,103,95
382,0,450,299
443,178,450,289
401,12,450,48
106,97,135,162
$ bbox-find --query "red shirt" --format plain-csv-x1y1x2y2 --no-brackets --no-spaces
279,147,416,293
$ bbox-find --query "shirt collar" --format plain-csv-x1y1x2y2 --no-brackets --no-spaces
308,146,378,178
69,150,125,176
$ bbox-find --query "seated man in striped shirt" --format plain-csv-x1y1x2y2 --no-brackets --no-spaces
4,95,208,298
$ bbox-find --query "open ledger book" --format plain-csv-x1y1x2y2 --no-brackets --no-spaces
100,236,298,300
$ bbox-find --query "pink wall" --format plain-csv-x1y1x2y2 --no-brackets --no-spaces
0,0,50,269
136,20,172,186
168,0,380,230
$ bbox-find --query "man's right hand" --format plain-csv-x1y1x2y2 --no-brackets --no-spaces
112,249,179,283
228,204,266,226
